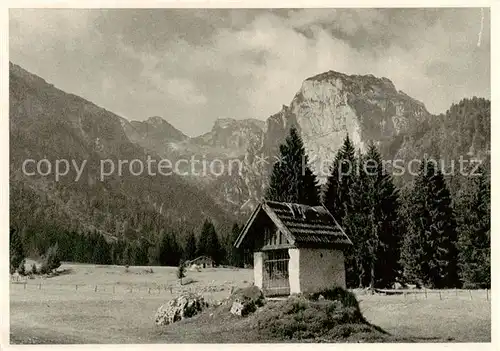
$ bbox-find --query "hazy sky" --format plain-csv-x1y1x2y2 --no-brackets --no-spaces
10,8,490,136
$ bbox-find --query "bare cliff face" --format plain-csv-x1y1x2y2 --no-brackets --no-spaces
191,117,266,157
252,71,432,183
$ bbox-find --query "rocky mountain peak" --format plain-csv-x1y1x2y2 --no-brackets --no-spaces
302,70,401,101
231,71,436,208
190,118,265,153
213,118,237,129
285,71,432,175
212,117,266,131
146,115,169,125
126,116,188,143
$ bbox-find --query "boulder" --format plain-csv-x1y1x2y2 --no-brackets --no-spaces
155,293,209,326
230,300,245,316
229,286,265,317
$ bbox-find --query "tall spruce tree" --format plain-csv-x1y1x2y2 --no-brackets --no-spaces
456,166,490,288
400,159,459,288
147,242,160,266
112,239,127,265
171,233,182,265
184,232,197,260
44,242,61,272
92,232,112,265
341,150,370,287
158,233,172,266
10,226,24,274
323,135,359,287
135,237,151,266
226,223,243,267
265,127,320,205
159,232,181,266
198,220,222,264
364,144,401,288
323,134,357,225
123,241,136,266
339,145,401,289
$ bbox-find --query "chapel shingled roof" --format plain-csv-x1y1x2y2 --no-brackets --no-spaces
234,200,353,249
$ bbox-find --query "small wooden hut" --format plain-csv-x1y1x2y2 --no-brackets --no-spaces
234,201,352,297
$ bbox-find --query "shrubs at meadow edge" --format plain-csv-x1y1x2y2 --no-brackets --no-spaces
177,260,186,285
13,244,62,277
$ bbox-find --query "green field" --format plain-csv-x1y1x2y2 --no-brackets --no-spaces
9,263,491,343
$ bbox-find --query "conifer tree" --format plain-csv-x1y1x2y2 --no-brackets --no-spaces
400,159,459,288
123,241,136,266
341,150,370,287
339,145,400,289
184,232,197,261
18,259,27,275
92,233,112,265
197,221,209,258
207,222,222,265
31,262,38,275
10,226,24,274
136,237,151,266
73,234,84,263
323,135,360,287
177,259,186,285
171,233,182,265
112,239,127,265
159,232,181,266
364,144,401,288
265,127,320,205
198,220,222,264
147,242,160,266
456,166,490,288
324,134,357,225
43,243,61,272
159,232,173,266
226,223,243,267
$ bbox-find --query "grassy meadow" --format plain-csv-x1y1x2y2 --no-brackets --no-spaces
9,263,491,343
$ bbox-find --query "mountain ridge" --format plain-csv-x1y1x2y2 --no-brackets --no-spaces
10,62,490,231
9,62,236,241
108,67,490,215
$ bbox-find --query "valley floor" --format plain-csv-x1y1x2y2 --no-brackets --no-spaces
9,263,491,344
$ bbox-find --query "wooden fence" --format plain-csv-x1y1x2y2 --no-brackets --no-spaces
369,288,490,301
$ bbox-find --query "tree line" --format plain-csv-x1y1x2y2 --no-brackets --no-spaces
265,127,490,289
10,220,245,274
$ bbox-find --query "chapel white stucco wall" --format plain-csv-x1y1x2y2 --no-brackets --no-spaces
253,252,263,289
298,248,346,293
288,248,301,294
